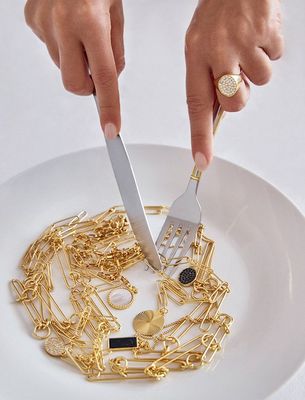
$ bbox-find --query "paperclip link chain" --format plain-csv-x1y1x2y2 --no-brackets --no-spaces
11,205,232,381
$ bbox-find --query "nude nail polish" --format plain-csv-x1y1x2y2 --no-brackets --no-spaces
194,152,208,171
104,123,118,140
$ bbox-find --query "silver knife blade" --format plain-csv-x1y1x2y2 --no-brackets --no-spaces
93,95,163,271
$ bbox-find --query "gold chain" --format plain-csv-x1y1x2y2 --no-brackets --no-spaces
11,205,232,381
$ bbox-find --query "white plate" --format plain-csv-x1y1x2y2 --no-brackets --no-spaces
0,145,305,400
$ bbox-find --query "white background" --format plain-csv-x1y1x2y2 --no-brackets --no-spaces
0,0,304,399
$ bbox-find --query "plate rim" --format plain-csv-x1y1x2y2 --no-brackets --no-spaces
1,143,304,223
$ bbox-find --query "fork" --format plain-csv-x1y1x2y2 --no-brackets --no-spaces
156,102,224,267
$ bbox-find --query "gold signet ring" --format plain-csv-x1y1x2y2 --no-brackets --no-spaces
215,74,243,97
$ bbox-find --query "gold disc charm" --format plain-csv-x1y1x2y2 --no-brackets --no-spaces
44,336,66,357
133,310,164,336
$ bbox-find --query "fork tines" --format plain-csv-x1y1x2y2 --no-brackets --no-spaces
156,217,197,264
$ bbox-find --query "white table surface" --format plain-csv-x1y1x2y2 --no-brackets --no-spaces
1,1,304,399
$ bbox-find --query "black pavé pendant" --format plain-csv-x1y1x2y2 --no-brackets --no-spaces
179,267,197,285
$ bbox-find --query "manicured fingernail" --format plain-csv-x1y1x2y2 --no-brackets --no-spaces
194,152,208,171
104,123,118,140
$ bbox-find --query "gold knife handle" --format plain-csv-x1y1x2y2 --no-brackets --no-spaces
190,101,225,182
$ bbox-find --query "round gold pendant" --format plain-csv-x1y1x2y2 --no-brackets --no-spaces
133,310,164,336
44,336,66,357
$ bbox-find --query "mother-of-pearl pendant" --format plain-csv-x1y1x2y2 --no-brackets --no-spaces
107,287,134,310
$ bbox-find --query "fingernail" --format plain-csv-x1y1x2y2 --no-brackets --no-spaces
194,152,208,171
104,123,118,140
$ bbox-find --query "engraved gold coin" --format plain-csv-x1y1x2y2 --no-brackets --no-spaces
44,336,66,357
133,310,165,336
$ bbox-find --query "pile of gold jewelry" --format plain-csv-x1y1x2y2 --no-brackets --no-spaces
11,206,232,381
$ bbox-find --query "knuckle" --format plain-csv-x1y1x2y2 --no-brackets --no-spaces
76,2,110,28
186,24,231,59
235,23,255,50
253,67,272,85
62,78,91,95
222,99,246,112
256,16,268,36
94,67,117,89
115,55,125,75
213,27,229,45
185,28,201,52
235,19,249,38
275,10,283,29
24,0,43,34
53,1,108,27
273,34,285,59
52,2,69,22
187,95,208,120
191,130,204,142
24,1,34,26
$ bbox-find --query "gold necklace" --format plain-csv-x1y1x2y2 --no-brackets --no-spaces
11,206,233,381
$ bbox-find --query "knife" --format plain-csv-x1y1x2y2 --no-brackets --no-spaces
93,95,163,271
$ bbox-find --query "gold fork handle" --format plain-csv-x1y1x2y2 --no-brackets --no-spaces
190,102,225,182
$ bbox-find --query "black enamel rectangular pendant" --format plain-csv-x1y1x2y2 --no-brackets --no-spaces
108,336,138,350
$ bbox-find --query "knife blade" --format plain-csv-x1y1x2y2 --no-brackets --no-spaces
93,95,163,271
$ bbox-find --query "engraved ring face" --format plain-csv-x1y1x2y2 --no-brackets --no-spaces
217,74,242,97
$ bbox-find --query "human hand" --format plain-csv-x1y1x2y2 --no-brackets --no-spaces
185,0,283,170
24,0,125,138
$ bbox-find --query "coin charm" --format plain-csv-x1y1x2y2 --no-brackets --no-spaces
179,267,196,285
44,336,66,357
107,288,134,310
133,310,165,336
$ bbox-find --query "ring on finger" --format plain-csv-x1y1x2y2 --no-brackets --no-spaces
214,74,243,97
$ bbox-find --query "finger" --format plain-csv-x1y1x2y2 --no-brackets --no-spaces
260,4,284,61
241,48,272,86
82,15,121,137
24,0,44,40
45,36,60,67
110,0,125,75
24,0,36,27
260,32,284,61
186,50,215,170
213,62,250,113
58,37,94,95
24,1,60,65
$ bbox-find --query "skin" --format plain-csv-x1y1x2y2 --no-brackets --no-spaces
24,0,283,170
185,0,284,170
24,0,124,139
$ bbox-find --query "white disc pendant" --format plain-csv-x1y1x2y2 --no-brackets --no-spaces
107,288,134,310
